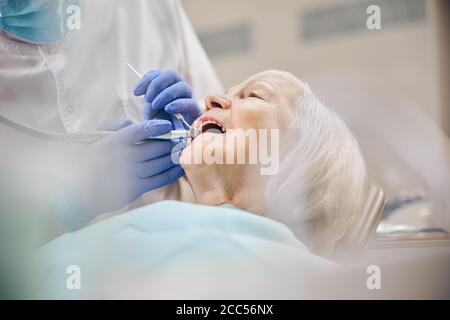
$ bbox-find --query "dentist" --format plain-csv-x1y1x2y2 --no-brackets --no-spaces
0,0,222,234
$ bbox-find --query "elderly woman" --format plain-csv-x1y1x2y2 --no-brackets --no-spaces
181,70,367,255
34,70,366,299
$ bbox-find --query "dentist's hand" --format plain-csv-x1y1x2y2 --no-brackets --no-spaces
133,70,202,128
52,119,184,230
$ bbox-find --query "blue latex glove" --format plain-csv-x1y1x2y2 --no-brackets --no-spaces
133,70,202,128
51,119,184,230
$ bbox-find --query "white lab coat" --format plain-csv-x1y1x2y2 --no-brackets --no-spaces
0,0,222,238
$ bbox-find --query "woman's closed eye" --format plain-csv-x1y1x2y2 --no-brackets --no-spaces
248,92,264,100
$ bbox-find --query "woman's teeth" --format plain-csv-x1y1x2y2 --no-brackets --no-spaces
200,120,226,134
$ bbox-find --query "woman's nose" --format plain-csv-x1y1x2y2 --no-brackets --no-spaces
205,94,232,111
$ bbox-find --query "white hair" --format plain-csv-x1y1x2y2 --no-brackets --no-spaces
266,84,367,257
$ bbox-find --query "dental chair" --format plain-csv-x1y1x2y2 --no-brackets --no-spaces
332,183,386,261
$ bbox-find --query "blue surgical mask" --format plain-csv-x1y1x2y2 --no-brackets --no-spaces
0,0,79,44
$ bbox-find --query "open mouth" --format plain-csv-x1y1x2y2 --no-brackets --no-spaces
196,115,226,134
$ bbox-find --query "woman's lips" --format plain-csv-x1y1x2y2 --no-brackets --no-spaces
194,115,226,134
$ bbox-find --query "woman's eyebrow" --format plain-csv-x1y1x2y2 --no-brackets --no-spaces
226,79,277,96
246,79,277,93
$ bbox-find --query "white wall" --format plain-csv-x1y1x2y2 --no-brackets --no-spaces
182,0,430,121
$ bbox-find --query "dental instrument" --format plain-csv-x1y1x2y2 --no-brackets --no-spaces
126,63,192,129
140,129,199,141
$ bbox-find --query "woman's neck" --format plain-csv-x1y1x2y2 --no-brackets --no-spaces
186,165,267,215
